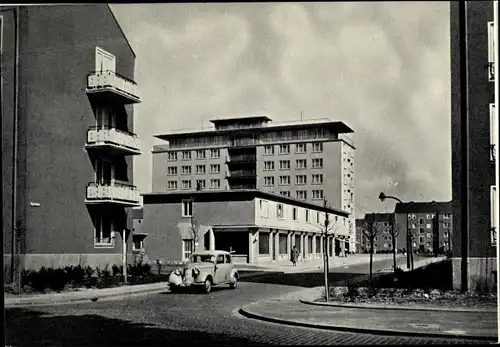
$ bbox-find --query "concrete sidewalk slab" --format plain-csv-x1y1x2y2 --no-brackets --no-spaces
239,298,497,341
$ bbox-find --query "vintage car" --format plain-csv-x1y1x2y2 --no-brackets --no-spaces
168,250,239,294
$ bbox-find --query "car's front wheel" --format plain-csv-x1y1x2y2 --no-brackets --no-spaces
229,275,237,289
202,278,212,294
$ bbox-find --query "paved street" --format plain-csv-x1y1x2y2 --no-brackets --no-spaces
6,257,485,346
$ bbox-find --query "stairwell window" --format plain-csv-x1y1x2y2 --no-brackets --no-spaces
292,207,298,221
490,104,497,162
488,21,495,82
277,204,284,219
182,200,193,217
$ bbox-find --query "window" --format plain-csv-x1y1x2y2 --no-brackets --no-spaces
132,236,144,251
94,214,114,246
488,21,495,81
426,223,431,229
312,142,323,152
167,180,177,190
419,237,424,243
312,158,323,168
210,179,220,189
316,212,320,224
209,149,220,158
305,210,309,223
182,151,191,160
264,161,275,171
411,223,416,228
210,164,220,173
167,166,177,176
183,239,194,260
225,254,231,264
292,207,298,221
419,218,424,224
296,159,307,169
444,232,448,237
182,200,193,217
259,200,269,218
296,190,307,200
312,190,323,200
95,47,116,72
279,176,291,185
264,145,274,155
426,233,432,238
277,204,284,219
444,223,449,228
279,234,287,254
443,213,450,219
167,152,177,161
490,104,497,162
492,186,498,244
264,176,275,186
308,236,313,253
279,160,290,170
279,144,290,154
196,165,206,174
296,143,306,153
196,179,206,190
296,175,307,185
259,233,270,254
280,191,290,197
181,180,192,190
216,254,224,264
312,174,323,184
315,236,321,253
181,165,191,175
196,150,206,159
419,227,424,234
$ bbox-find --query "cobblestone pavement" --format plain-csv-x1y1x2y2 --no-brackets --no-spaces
6,258,489,346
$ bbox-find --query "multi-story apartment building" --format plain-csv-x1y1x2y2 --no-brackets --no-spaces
151,115,356,252
356,213,395,253
450,1,498,291
141,190,350,264
2,5,141,274
394,201,453,255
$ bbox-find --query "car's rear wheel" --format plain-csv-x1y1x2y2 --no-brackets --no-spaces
229,275,237,289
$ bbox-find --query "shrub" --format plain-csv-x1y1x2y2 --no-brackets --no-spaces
112,264,122,277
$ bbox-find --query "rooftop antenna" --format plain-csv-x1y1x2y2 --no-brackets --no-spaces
300,110,303,122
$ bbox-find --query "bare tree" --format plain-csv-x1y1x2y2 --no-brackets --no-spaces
362,213,383,281
387,214,401,273
189,215,201,254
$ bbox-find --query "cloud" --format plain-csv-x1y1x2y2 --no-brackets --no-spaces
111,2,451,213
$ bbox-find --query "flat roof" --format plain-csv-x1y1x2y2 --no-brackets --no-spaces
155,120,354,141
394,201,452,214
142,189,349,217
210,115,272,125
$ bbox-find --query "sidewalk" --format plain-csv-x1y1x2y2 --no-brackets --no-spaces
236,254,394,274
4,271,269,308
239,257,497,341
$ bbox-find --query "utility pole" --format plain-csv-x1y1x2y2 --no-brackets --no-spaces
323,199,330,302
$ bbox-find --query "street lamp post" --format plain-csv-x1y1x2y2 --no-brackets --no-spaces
379,192,411,270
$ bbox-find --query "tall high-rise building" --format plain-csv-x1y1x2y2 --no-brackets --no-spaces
151,116,356,249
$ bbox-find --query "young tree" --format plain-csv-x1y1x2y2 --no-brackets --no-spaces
387,214,401,273
362,213,383,281
189,215,201,254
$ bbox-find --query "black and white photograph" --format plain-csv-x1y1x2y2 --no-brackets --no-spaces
1,1,499,346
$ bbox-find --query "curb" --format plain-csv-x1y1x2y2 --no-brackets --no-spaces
238,306,496,342
299,299,497,313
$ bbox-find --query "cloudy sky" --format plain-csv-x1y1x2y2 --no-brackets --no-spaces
111,2,451,216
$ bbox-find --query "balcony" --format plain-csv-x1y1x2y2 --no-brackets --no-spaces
226,170,257,179
226,155,257,164
85,182,140,206
86,70,141,104
86,127,141,155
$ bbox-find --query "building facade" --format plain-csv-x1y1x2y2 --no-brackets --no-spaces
450,1,497,291
151,116,356,252
141,190,350,264
394,202,453,255
2,5,141,273
357,213,395,253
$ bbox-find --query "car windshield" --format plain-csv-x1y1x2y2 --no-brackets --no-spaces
190,254,214,263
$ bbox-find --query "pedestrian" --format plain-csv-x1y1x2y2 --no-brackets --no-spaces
290,246,299,266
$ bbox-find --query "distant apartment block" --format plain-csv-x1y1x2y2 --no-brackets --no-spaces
450,1,497,290
141,190,350,264
151,115,356,251
2,5,141,273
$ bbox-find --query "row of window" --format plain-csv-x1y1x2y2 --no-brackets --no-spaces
488,21,495,82
263,158,323,170
263,142,323,155
264,174,324,186
167,149,221,161
168,179,220,190
167,164,221,176
275,190,323,200
407,213,451,220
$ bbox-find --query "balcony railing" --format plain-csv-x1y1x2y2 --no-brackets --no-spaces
86,70,141,104
86,127,141,155
227,170,257,178
85,182,140,205
226,155,257,163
